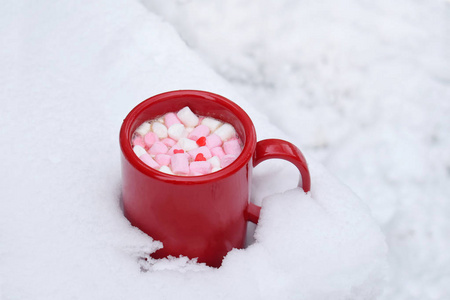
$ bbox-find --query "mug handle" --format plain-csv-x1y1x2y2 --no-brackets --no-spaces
245,139,311,224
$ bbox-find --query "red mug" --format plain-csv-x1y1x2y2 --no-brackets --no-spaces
120,90,311,268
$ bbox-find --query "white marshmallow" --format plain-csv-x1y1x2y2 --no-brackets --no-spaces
135,122,151,136
152,122,168,139
214,123,236,141
168,123,187,141
207,156,221,169
178,137,199,152
159,165,174,175
177,106,199,127
211,167,222,173
133,145,147,157
201,117,222,132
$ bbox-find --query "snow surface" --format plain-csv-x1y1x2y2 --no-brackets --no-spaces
144,1,450,299
6,0,442,299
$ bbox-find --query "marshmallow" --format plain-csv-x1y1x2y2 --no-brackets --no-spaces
188,124,210,141
177,106,199,127
189,161,212,175
178,137,199,152
159,165,174,175
201,117,222,132
144,132,158,147
221,154,237,168
149,141,168,155
133,145,147,157
208,156,221,169
164,112,181,128
135,122,151,136
205,133,222,149
132,135,145,148
223,139,242,157
171,153,190,175
210,146,225,159
211,167,222,173
168,123,187,141
140,153,160,169
188,146,212,160
161,138,176,147
132,107,243,176
155,154,171,166
214,123,236,142
152,122,168,139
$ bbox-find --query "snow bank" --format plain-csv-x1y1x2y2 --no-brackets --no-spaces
144,0,450,298
0,0,386,299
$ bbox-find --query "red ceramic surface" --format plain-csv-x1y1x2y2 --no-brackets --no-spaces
120,90,310,267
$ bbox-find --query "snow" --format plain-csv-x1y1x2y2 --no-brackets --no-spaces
9,0,450,298
144,0,450,299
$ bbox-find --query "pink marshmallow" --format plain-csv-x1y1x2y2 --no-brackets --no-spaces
210,146,225,159
161,138,176,147
164,112,181,128
171,153,190,175
132,135,145,148
149,142,168,155
144,132,158,148
221,154,237,168
205,133,222,149
189,161,212,175
188,146,212,160
139,153,160,169
188,124,210,141
155,154,171,166
223,139,242,156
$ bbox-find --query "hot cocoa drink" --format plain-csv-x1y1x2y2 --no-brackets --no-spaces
131,106,243,176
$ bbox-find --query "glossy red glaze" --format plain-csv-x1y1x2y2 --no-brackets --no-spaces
120,90,311,268
196,136,206,146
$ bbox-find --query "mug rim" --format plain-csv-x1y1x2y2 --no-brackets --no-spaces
120,90,257,184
